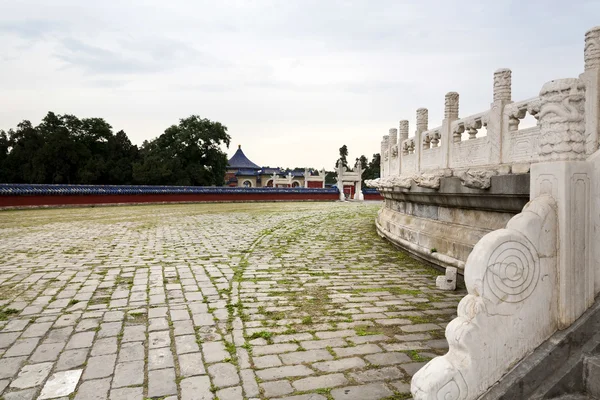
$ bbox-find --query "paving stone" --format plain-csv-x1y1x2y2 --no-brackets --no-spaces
400,323,441,333
390,381,411,393
180,375,213,400
315,330,355,339
253,354,282,369
280,349,333,364
0,333,21,349
121,325,145,343
56,349,89,371
148,368,177,398
216,385,243,400
91,337,118,356
4,338,40,357
312,357,366,372
253,343,298,356
149,347,175,370
39,369,83,399
365,352,412,365
256,365,314,381
149,330,171,349
82,354,116,380
3,388,37,400
10,362,53,389
45,327,73,344
66,332,95,349
293,373,348,391
400,361,427,376
332,344,382,357
208,362,239,388
30,342,65,362
97,322,122,338
112,361,144,388
202,341,228,363
178,352,206,376
3,320,30,332
301,338,347,350
240,369,259,397
74,377,111,400
271,395,326,400
0,379,8,394
117,341,145,362
348,366,403,383
330,382,394,400
109,386,143,400
21,322,53,338
175,334,200,354
261,380,294,397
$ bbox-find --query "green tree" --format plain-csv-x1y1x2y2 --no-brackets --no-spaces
133,115,231,186
336,144,348,169
363,153,381,182
356,155,368,170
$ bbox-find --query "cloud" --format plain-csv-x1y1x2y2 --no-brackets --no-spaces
55,36,224,75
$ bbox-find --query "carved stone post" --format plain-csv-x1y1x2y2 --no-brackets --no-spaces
380,135,389,178
584,27,600,295
398,120,409,175
415,108,427,172
532,77,593,328
487,69,513,164
399,120,409,141
388,128,398,177
582,26,600,156
538,79,586,161
443,92,459,168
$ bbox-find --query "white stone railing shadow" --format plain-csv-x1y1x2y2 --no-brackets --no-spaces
411,195,558,399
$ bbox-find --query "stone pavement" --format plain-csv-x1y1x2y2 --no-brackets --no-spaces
0,202,465,400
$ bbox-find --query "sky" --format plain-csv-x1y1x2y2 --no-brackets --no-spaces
0,0,598,170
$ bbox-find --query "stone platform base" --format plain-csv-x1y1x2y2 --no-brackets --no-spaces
376,174,530,272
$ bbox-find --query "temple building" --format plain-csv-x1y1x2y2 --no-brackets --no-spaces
225,145,326,188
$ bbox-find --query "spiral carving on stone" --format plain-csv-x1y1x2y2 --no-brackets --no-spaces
493,69,512,102
585,26,600,71
486,240,539,303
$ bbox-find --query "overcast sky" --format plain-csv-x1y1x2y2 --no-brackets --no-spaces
0,0,598,170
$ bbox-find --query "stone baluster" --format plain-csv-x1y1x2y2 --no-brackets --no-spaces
443,92,459,168
388,128,398,177
493,68,511,102
489,68,512,164
532,76,593,328
583,27,600,295
381,135,389,178
583,26,600,156
538,79,586,161
399,120,409,142
415,108,427,172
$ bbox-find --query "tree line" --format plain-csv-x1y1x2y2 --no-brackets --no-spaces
0,112,231,186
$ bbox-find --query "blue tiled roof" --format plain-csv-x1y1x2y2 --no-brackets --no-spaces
235,169,260,176
0,184,338,196
228,146,260,170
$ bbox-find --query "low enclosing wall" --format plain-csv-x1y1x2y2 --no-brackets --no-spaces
376,174,530,272
0,184,342,208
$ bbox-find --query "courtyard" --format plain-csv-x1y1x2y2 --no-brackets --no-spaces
0,202,465,400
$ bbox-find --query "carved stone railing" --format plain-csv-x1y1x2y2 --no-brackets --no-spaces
407,26,600,400
411,195,558,399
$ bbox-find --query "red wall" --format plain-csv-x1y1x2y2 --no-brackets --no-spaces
0,192,340,208
307,181,323,188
